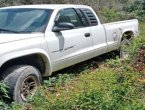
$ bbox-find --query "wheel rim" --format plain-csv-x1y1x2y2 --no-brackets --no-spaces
20,75,38,101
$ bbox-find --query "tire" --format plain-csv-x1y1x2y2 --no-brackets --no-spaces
120,38,131,59
2,65,42,103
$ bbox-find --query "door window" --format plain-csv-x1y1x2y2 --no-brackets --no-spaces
57,8,83,28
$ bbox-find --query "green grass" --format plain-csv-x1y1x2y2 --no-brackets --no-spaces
1,22,145,110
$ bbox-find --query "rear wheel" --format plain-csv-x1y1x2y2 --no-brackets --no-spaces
2,65,42,103
120,38,131,59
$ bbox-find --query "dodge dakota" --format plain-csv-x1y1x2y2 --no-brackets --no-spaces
0,4,139,102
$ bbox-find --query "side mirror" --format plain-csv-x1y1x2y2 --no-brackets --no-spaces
52,22,75,32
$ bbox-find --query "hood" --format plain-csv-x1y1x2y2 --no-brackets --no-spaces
0,33,44,44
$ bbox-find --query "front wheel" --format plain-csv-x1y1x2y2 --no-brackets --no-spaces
2,65,42,103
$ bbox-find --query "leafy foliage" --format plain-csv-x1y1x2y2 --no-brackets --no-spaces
123,0,145,21
0,82,9,109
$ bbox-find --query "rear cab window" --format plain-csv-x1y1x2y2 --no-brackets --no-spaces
79,8,98,26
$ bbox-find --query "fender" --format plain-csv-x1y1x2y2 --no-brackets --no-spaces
0,48,52,76
119,28,134,41
119,28,135,37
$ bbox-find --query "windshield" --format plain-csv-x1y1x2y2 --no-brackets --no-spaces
0,8,53,33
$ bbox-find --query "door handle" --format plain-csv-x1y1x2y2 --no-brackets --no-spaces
85,33,91,37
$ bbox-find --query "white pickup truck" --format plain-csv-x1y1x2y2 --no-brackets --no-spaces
0,4,139,102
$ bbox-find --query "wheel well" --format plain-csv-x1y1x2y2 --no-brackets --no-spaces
0,54,46,76
122,31,134,41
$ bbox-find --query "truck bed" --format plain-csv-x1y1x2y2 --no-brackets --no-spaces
102,19,139,52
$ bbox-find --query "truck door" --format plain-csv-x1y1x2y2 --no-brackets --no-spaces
45,8,93,71
80,8,107,57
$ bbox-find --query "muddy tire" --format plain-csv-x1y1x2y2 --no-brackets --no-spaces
2,65,42,103
120,38,131,59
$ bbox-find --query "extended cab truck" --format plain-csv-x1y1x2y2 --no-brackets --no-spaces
0,5,139,102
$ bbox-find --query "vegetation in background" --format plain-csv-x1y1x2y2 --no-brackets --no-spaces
0,0,145,23
123,0,145,21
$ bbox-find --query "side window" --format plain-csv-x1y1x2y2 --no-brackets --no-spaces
57,8,83,27
80,8,98,26
75,9,89,26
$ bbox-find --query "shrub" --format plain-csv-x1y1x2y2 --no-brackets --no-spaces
0,82,9,109
123,0,145,20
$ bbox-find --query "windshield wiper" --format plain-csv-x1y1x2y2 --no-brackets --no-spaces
0,28,20,33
